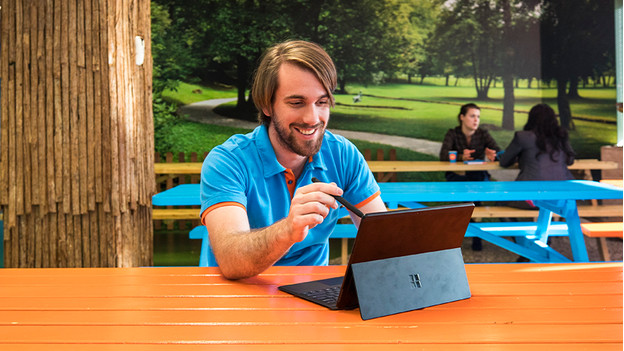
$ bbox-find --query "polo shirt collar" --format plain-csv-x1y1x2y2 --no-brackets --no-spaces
256,124,328,179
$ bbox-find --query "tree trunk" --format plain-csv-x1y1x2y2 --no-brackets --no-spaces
0,0,154,267
567,76,581,98
236,55,249,110
502,74,515,130
501,0,515,130
338,79,347,94
556,78,573,130
476,88,489,100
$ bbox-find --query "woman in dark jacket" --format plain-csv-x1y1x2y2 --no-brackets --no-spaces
439,103,501,181
440,103,501,251
499,103,575,181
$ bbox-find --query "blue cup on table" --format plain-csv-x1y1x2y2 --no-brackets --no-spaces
448,151,457,163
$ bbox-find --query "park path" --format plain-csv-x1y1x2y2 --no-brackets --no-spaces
178,98,518,180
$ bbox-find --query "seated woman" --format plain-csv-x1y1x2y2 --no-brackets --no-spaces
439,103,501,250
440,103,501,181
499,103,576,209
499,103,575,180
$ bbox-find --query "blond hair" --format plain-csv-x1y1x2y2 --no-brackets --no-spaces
252,40,337,125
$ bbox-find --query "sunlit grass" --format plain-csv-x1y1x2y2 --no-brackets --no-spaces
162,82,237,105
163,80,618,159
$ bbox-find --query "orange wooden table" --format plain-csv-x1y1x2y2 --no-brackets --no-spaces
0,263,621,350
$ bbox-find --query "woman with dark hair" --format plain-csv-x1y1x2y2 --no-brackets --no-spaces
499,103,575,180
440,103,501,251
440,103,501,181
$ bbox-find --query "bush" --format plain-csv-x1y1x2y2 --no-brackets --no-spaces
153,97,181,154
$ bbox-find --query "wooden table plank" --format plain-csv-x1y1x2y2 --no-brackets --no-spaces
0,294,620,311
0,324,621,344
2,307,621,325
153,159,619,174
0,281,620,298
0,268,620,285
4,345,623,351
0,264,621,349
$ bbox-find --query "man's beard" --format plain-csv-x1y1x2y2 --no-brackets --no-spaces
272,117,325,157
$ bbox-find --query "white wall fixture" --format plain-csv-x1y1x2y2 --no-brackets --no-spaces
135,36,145,66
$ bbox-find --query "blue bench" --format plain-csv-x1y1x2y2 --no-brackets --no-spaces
466,222,570,263
189,219,574,266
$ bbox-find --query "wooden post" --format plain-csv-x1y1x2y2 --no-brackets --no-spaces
363,149,397,182
0,0,154,267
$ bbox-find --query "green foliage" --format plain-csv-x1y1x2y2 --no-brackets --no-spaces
160,121,251,157
151,2,198,95
151,0,441,107
152,2,214,154
426,0,506,99
152,97,180,154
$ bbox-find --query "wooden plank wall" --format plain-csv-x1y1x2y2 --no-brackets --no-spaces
0,0,154,267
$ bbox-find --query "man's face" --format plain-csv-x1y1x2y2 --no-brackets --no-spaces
265,62,330,157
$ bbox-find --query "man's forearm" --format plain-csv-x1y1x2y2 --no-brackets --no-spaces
213,219,294,280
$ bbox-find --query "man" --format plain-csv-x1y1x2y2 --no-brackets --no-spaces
200,40,386,279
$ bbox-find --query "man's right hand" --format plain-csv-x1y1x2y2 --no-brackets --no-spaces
283,182,343,243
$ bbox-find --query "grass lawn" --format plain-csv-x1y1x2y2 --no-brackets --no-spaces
161,81,237,105
330,82,617,159
166,79,617,159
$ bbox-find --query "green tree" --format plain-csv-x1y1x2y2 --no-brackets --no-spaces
428,0,502,99
400,0,443,84
498,0,541,130
540,0,615,129
152,0,432,114
500,0,515,130
151,1,198,95
316,0,417,92
151,1,200,152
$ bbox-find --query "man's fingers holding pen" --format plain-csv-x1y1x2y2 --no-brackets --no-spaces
286,198,331,243
297,182,343,209
286,183,344,241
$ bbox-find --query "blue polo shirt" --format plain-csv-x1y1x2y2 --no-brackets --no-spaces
200,124,380,266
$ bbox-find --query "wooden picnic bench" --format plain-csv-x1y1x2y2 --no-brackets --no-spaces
154,158,618,176
152,204,623,220
163,203,621,266
579,179,623,261
153,158,621,264
154,181,623,264
153,158,621,222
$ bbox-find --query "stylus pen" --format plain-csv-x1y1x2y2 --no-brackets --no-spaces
311,177,364,218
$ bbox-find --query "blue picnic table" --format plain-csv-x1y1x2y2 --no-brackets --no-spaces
152,180,623,263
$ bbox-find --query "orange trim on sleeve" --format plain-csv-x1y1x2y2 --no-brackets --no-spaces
201,201,246,226
355,190,381,208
